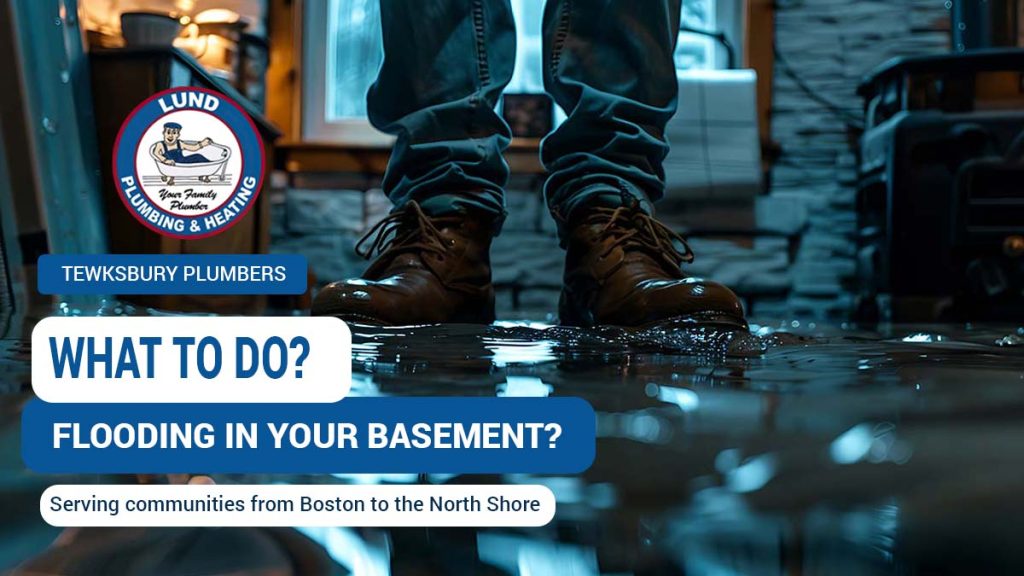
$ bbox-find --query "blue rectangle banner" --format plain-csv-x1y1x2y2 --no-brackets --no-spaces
22,397,596,474
38,254,308,295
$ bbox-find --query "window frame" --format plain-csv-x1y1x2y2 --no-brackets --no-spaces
301,0,393,145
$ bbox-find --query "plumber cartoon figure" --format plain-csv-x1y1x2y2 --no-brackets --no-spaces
151,122,217,185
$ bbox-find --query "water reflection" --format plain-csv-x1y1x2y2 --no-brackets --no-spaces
296,526,390,575
3,312,1024,574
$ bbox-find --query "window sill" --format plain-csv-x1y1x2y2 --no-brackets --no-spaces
275,138,545,175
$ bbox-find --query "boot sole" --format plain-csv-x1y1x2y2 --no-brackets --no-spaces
312,306,495,326
633,311,749,332
560,309,749,332
558,285,748,331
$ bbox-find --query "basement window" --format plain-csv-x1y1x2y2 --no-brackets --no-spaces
302,0,731,144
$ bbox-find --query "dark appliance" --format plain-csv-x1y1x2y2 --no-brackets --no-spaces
856,49,1024,321
501,94,554,139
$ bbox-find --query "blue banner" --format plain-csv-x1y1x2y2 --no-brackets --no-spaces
22,397,596,474
38,254,307,295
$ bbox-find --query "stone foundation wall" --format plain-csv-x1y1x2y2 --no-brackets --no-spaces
768,0,950,318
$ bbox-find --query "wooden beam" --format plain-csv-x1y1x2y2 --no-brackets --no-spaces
744,0,775,146
266,0,300,140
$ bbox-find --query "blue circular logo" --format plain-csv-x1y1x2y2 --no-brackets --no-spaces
113,87,265,239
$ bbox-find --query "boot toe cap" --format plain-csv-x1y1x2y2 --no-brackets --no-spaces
629,277,746,327
684,277,746,318
312,280,393,324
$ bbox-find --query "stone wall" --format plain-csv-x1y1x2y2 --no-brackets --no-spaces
269,175,390,291
768,0,951,318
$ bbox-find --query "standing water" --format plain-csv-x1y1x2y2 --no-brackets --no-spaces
2,310,1024,574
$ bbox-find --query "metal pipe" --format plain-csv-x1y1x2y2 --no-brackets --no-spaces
952,0,1020,51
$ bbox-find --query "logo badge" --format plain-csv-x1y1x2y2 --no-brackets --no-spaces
113,87,265,239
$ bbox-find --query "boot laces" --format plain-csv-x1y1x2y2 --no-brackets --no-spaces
355,202,452,261
588,206,695,265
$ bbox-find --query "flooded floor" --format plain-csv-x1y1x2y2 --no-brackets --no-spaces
2,308,1024,574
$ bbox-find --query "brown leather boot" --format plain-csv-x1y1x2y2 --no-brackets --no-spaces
559,201,748,329
311,201,495,324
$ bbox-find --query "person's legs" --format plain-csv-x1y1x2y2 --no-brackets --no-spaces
367,0,517,226
313,0,516,324
541,0,747,329
540,0,681,229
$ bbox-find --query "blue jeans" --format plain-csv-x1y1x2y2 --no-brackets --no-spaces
367,0,682,237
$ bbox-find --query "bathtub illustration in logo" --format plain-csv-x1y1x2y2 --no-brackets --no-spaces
113,87,264,239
